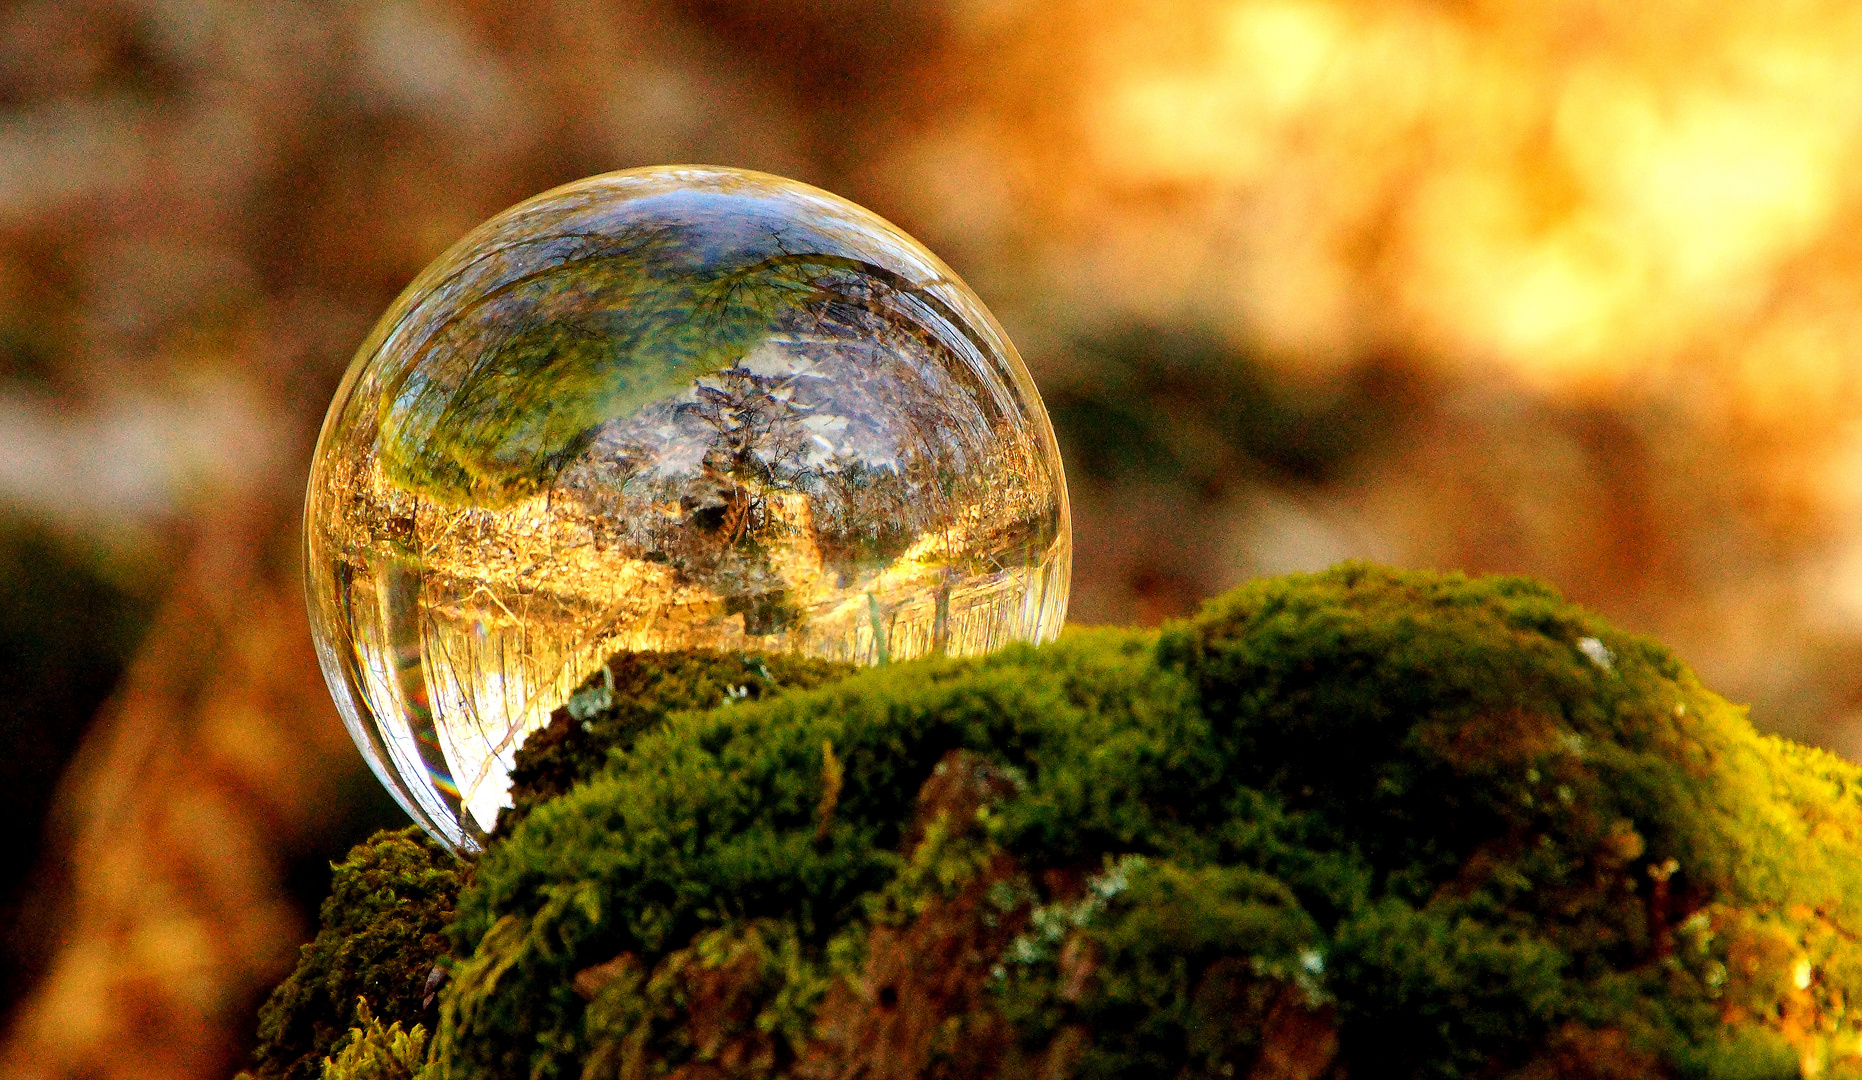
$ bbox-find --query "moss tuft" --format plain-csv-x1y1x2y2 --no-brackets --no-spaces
497,649,855,835
318,1000,430,1080
248,827,460,1080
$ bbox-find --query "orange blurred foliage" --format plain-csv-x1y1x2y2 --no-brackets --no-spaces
8,1,1862,1077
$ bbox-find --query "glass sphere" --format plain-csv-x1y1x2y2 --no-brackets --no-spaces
304,166,1071,851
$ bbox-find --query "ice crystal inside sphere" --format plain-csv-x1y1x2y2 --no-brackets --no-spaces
303,167,1071,852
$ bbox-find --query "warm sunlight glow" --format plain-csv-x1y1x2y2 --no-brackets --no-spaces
949,0,1862,402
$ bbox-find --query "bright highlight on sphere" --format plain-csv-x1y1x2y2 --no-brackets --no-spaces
303,166,1071,852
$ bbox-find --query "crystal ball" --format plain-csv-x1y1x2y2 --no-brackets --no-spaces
303,166,1071,851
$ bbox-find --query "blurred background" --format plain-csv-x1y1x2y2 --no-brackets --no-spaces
8,0,1862,1075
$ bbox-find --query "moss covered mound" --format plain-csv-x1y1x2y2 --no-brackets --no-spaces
495,649,855,837
256,565,1862,1080
249,827,460,1080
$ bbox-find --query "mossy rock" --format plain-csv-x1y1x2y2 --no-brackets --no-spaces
494,648,855,837
253,564,1862,1080
246,827,459,1080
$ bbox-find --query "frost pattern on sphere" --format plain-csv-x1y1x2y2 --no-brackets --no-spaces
304,167,1071,852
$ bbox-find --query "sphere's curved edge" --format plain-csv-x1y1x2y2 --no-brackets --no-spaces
302,165,1071,851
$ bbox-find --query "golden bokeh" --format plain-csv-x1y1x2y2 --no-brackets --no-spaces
9,1,1862,1076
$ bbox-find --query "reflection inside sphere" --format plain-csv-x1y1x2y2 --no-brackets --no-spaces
304,166,1070,851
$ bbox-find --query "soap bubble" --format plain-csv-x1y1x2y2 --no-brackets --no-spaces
304,167,1070,851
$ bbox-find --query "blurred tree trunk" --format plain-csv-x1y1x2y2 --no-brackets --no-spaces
0,505,366,1080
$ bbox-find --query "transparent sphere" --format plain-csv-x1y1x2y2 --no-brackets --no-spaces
304,166,1071,851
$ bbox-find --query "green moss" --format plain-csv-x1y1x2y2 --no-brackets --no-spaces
248,827,460,1080
496,649,854,836
317,1000,430,1080
573,919,836,1080
432,631,1188,1079
251,649,853,1080
263,564,1862,1079
997,857,1328,1079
